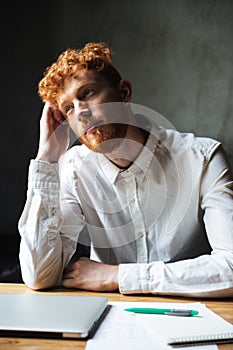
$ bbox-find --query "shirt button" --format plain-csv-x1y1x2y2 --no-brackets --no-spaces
137,232,144,239
130,198,135,204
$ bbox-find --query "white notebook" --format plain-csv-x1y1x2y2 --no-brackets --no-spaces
86,301,233,349
135,302,233,347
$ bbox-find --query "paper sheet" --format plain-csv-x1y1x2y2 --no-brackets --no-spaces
86,301,218,350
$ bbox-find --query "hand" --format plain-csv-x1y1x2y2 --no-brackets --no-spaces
36,102,70,163
62,257,119,291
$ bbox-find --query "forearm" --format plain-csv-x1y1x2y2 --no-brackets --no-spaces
118,146,233,298
18,160,72,290
19,236,63,290
118,252,233,298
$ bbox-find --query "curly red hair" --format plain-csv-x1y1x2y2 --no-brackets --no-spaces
38,42,121,105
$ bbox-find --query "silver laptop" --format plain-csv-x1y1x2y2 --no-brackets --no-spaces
0,293,108,339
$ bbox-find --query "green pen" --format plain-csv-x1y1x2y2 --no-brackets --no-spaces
124,307,199,317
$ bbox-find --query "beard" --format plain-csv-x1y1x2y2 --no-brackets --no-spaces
78,123,128,153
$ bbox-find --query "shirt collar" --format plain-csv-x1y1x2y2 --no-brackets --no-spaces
97,154,120,184
98,118,161,184
128,127,159,181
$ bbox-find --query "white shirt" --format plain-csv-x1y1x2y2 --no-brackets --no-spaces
18,120,233,297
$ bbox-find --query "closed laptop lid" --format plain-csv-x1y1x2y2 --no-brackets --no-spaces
0,293,108,339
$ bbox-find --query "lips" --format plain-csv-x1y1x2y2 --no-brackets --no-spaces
84,120,105,134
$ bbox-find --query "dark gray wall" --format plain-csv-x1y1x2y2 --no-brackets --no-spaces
1,0,233,240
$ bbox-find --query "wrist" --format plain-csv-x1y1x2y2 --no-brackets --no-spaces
103,265,119,291
35,152,59,164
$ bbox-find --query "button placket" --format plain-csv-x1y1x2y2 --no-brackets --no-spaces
127,176,148,263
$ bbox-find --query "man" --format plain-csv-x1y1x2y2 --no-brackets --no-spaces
18,42,233,297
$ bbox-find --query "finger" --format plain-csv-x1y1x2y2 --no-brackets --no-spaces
62,277,75,288
64,262,78,273
41,103,58,126
63,264,78,278
62,273,73,280
42,103,64,125
52,108,66,124
63,271,72,279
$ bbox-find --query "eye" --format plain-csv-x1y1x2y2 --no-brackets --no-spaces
64,104,73,114
83,88,95,99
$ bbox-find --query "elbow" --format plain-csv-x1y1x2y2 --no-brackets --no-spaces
22,273,58,291
20,265,60,291
23,279,55,291
19,251,62,291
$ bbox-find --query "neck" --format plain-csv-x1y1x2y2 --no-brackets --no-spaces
105,124,149,169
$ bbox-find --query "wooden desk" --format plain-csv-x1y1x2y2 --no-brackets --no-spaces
0,283,232,350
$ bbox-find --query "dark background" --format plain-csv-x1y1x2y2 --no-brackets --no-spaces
0,0,232,282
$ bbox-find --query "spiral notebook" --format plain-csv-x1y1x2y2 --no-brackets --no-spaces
86,301,233,349
136,302,233,347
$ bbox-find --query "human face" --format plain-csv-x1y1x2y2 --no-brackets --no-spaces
57,69,131,153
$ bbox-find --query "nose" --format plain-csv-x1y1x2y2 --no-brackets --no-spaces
73,101,92,122
77,109,93,123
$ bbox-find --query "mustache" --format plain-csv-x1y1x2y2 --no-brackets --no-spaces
84,120,106,134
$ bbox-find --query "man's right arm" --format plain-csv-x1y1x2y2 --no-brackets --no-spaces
18,103,74,289
18,160,65,289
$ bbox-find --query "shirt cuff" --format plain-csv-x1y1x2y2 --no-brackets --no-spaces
118,261,165,294
28,159,59,190
118,263,150,294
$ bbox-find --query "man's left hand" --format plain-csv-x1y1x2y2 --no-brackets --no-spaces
62,257,119,291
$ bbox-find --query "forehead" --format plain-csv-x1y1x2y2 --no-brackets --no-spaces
57,69,113,105
65,69,107,87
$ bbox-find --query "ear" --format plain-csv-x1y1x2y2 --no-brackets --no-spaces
119,79,132,102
